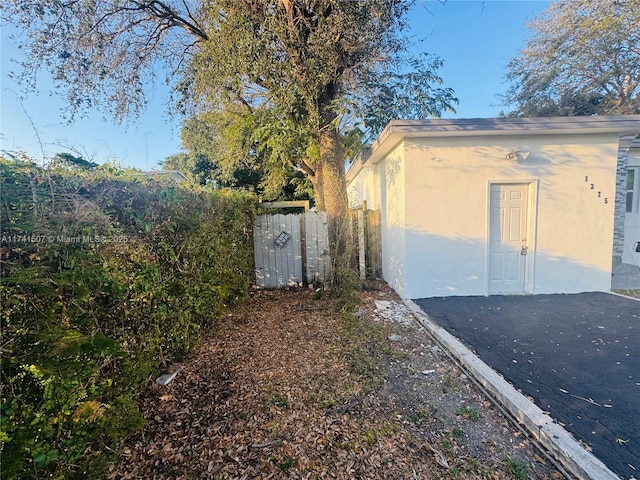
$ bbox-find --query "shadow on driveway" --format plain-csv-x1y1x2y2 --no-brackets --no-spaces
414,292,639,480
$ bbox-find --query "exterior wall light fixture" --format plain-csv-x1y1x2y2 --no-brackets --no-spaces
506,149,532,163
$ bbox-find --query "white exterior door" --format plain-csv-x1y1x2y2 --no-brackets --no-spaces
489,183,530,294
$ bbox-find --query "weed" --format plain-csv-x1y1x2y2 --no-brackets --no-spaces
266,422,279,436
441,375,462,393
383,346,410,360
330,248,361,307
406,406,434,424
452,427,464,438
338,311,388,392
470,459,491,477
441,437,453,451
308,393,337,409
362,425,394,447
362,430,377,446
340,440,358,452
264,392,289,409
456,404,480,421
278,456,297,472
613,289,640,299
507,458,528,480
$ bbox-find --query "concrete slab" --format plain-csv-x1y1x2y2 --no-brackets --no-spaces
406,293,640,480
612,262,640,290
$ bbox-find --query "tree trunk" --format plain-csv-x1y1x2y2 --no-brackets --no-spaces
309,161,325,212
318,124,349,258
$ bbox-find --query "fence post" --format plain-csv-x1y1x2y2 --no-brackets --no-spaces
300,214,307,286
358,201,367,280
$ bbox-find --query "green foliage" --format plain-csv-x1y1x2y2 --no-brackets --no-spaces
507,458,528,480
166,111,313,201
338,310,388,393
53,152,99,170
4,0,458,285
347,52,458,143
277,456,297,472
264,392,290,409
182,0,457,209
1,0,209,122
502,0,640,116
455,404,480,422
613,289,640,299
161,152,220,186
0,157,255,478
2,0,457,228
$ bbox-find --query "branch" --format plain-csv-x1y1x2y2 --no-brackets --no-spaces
171,40,200,76
291,157,315,178
143,0,209,42
8,89,46,164
234,91,255,114
180,0,198,25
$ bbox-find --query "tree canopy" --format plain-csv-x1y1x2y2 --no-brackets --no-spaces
501,0,640,117
164,111,313,200
3,0,457,255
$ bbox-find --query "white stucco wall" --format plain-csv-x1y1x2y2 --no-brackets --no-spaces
379,142,407,297
401,134,619,298
347,132,623,299
347,164,379,210
347,123,631,299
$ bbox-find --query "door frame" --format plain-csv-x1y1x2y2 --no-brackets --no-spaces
484,179,539,296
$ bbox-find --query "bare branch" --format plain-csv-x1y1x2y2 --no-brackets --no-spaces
139,0,209,41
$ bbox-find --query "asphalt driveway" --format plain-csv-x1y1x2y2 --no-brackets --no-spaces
414,292,640,480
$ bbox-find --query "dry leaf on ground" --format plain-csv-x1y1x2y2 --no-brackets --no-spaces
108,281,565,479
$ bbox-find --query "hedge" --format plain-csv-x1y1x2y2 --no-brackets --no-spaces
0,158,256,478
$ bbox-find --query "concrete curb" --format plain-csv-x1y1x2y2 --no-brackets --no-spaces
404,299,620,480
607,291,640,302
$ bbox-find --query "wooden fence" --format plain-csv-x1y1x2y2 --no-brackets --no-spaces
350,203,382,279
253,211,331,288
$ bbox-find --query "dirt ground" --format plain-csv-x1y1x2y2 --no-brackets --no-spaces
108,281,566,479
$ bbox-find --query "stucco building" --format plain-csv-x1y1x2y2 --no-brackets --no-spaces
347,116,640,298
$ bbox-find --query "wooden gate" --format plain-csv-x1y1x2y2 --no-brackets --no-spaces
253,212,331,288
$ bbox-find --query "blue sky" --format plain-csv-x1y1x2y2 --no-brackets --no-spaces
0,0,551,171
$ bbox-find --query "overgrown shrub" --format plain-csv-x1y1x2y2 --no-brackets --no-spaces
0,157,255,478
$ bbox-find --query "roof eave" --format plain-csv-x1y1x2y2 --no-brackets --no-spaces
351,116,640,177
